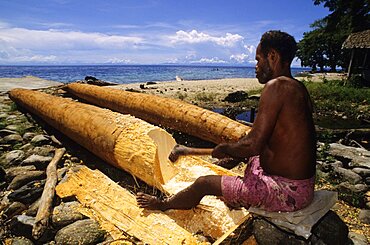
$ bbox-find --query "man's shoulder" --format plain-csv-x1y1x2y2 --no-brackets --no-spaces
265,76,301,91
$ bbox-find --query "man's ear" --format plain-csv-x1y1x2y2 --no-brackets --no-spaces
268,49,279,62
267,49,281,67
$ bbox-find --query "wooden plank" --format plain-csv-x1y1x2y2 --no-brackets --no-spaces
56,166,251,244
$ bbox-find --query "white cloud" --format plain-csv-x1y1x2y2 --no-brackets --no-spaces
0,24,144,63
169,30,243,47
0,27,143,51
16,55,58,62
229,44,256,63
105,58,133,64
190,57,226,64
230,53,249,63
244,45,256,54
0,21,260,65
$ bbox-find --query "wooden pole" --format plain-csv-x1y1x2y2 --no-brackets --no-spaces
348,49,355,78
32,148,65,239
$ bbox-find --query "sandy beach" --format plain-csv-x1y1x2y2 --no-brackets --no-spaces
0,73,345,105
109,73,345,106
0,76,63,93
111,77,264,104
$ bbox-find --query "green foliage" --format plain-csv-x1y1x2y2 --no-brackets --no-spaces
194,92,216,102
0,120,6,129
304,80,370,118
347,74,368,88
338,191,365,208
8,102,18,112
297,0,369,71
175,91,188,100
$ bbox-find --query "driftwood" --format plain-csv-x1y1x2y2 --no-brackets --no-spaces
32,148,65,239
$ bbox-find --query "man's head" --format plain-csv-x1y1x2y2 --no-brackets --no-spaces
255,30,297,84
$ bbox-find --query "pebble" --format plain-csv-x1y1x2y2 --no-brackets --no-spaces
0,112,8,119
3,202,27,220
6,115,18,121
19,143,34,152
52,201,87,228
0,129,18,137
5,125,20,132
7,170,45,190
5,165,37,180
358,209,370,224
22,132,37,142
3,237,34,245
22,154,52,168
54,219,106,245
4,150,25,166
27,145,55,157
1,134,23,145
348,232,369,245
352,167,370,177
333,166,362,184
337,182,368,193
30,135,50,146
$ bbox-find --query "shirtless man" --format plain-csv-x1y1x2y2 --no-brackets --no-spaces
136,30,316,212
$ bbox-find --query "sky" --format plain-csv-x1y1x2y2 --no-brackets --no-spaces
0,0,330,66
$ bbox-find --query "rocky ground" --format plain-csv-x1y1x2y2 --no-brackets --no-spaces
0,82,369,244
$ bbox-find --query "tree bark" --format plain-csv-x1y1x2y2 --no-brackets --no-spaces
9,88,178,190
64,83,251,144
32,148,65,239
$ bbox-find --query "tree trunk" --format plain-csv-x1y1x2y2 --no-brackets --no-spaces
64,83,251,144
9,88,250,242
9,88,177,191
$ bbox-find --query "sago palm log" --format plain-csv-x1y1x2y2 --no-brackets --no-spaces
9,88,177,189
9,89,250,241
65,83,251,144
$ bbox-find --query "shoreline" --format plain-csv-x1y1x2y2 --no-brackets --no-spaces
0,73,345,95
111,77,264,104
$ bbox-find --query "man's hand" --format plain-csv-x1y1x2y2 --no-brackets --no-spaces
212,143,230,159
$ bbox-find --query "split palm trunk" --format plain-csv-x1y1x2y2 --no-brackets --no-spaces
9,88,177,189
64,83,251,144
9,89,250,241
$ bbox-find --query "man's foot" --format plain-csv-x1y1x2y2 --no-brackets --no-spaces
136,192,166,211
168,144,188,162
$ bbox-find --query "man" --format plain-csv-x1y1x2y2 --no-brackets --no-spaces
136,30,316,212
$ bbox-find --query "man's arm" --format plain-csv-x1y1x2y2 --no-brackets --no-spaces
212,79,284,159
169,144,213,162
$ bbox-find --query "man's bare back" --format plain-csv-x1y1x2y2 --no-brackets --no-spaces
256,76,316,179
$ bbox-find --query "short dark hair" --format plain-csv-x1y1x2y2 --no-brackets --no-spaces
260,30,297,64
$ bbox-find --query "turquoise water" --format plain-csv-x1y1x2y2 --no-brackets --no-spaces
0,65,309,84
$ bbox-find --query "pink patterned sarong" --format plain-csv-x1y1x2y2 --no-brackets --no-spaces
221,156,315,212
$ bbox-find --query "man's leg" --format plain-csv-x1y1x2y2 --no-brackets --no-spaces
136,175,222,211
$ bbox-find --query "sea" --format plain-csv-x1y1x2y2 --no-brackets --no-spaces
0,65,309,84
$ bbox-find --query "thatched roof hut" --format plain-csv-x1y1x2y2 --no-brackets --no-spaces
342,30,370,80
342,30,370,49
